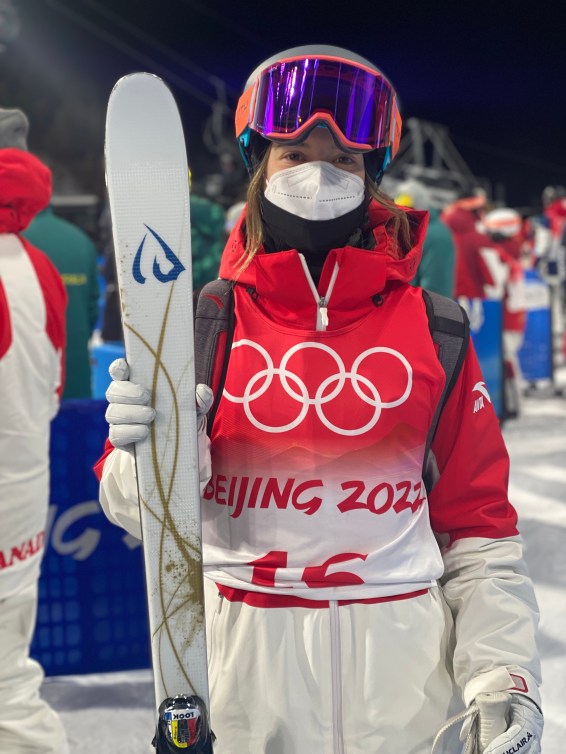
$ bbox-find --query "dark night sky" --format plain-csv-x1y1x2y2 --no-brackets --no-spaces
1,0,565,209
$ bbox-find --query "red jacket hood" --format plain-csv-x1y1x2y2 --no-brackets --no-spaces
440,206,478,235
218,200,428,296
545,198,566,220
544,198,566,238
0,148,52,234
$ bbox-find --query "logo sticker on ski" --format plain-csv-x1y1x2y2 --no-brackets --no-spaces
133,224,186,284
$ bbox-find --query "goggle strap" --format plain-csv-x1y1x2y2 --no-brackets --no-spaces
235,86,254,140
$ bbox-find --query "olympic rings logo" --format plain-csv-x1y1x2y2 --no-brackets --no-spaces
223,340,413,436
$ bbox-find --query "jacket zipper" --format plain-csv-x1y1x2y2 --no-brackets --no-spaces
298,254,339,331
330,600,344,754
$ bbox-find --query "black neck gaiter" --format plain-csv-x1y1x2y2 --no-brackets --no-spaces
260,196,368,285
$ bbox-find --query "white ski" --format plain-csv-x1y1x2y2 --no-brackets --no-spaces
105,72,212,752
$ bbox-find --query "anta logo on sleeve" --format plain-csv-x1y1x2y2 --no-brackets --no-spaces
223,339,413,435
472,381,492,413
132,224,185,284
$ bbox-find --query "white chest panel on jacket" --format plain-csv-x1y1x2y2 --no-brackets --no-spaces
0,235,57,597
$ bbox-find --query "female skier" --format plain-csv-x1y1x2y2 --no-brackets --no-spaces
96,46,542,754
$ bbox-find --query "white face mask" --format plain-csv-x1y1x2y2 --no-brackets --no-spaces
264,161,365,221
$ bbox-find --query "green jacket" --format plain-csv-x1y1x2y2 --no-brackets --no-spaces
24,207,99,398
410,209,456,298
190,195,226,289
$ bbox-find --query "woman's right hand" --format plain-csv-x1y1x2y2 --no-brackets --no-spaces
105,358,156,449
100,357,213,539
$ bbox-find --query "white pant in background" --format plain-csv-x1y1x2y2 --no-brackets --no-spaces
205,579,463,754
0,583,68,754
503,330,525,417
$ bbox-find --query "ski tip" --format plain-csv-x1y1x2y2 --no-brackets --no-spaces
104,69,186,170
110,71,166,96
105,71,180,142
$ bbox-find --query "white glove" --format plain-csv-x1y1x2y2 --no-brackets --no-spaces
105,358,214,449
105,358,156,449
196,382,214,429
100,359,214,539
461,693,543,754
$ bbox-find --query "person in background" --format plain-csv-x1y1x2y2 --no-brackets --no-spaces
482,208,523,265
542,185,566,257
0,109,69,753
190,191,226,289
96,46,542,754
97,199,123,343
541,186,566,359
441,191,500,301
224,199,246,237
15,109,99,399
394,177,455,297
483,208,527,418
443,192,522,423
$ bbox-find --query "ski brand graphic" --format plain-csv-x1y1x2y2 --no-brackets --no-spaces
224,340,413,435
132,224,185,284
472,380,492,413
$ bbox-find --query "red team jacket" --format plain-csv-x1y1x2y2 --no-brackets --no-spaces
441,205,497,299
0,148,66,598
442,206,526,335
496,237,527,334
96,201,518,605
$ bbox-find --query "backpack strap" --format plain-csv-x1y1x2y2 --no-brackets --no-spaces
422,289,470,493
194,279,235,437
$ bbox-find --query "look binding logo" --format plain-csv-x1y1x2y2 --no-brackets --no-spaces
132,224,185,284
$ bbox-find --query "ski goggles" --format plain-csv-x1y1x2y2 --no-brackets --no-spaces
236,55,402,155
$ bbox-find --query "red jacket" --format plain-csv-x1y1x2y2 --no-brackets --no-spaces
96,201,518,601
0,148,66,380
194,201,518,601
0,148,67,598
95,200,539,706
544,197,566,240
442,206,499,299
495,239,527,333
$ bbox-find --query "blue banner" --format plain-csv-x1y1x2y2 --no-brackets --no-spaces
31,400,151,676
518,270,553,382
91,342,126,399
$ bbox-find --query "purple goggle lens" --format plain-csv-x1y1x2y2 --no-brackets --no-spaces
251,57,397,151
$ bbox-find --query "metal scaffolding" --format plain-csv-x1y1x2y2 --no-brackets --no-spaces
382,118,491,208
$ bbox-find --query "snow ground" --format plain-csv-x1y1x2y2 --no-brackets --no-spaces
41,371,566,753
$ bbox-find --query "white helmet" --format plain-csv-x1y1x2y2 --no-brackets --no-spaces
483,208,522,239
235,44,401,183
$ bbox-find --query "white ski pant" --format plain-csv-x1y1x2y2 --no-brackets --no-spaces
0,583,68,754
205,579,464,754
